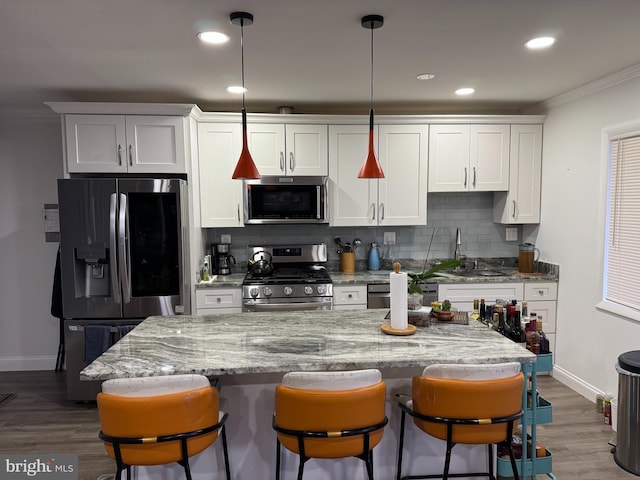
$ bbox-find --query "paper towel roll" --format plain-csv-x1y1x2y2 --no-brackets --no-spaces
390,271,408,329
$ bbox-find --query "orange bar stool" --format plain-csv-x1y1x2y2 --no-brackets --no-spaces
395,362,524,480
273,369,388,480
97,374,231,480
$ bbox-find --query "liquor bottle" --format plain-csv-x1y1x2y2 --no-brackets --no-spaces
521,300,529,323
479,298,486,322
495,305,508,337
471,298,480,320
537,319,550,354
509,304,527,348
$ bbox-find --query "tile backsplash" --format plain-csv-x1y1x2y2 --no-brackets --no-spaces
205,192,521,267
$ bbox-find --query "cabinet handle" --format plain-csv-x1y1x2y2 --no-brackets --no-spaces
538,290,544,296
473,166,477,187
280,152,285,172
464,167,468,188
117,144,123,166
237,204,241,222
380,203,385,221
216,297,221,304
512,200,517,219
289,152,294,172
371,203,376,221
348,294,353,298
128,144,133,166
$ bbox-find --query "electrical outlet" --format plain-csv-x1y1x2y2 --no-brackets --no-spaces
505,227,518,242
383,232,396,245
221,234,231,244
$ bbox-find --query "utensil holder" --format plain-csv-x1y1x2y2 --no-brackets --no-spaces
340,252,355,273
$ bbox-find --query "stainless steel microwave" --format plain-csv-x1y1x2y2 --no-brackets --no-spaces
244,176,329,224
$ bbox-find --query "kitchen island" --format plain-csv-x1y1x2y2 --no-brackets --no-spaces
82,310,536,480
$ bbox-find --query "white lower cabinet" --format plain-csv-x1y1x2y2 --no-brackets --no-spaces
524,282,558,354
333,285,367,310
437,283,525,313
438,281,557,357
196,288,242,314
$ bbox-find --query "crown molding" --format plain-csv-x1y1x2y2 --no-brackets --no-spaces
524,63,640,114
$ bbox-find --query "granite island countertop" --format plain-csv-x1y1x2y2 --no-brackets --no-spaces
81,309,536,381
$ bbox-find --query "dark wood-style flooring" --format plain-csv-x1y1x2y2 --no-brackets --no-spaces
0,371,636,480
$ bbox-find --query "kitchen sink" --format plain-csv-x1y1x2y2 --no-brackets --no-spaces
455,269,508,277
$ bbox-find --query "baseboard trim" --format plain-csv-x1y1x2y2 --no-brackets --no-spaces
551,364,602,403
0,355,57,372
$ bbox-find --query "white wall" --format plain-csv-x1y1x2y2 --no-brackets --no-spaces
0,112,63,370
538,76,640,399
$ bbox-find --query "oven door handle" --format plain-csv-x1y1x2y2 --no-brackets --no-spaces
244,302,330,311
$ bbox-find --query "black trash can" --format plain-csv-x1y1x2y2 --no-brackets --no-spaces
614,350,640,476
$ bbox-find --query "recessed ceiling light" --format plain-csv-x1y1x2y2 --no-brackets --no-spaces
455,87,475,96
416,73,435,80
227,86,247,94
525,36,556,50
197,31,230,45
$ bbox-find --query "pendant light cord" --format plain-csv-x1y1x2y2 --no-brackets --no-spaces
240,19,246,110
370,22,374,110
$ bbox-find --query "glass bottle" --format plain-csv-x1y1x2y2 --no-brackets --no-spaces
479,299,486,323
510,305,527,348
496,305,508,337
471,298,480,320
537,319,550,354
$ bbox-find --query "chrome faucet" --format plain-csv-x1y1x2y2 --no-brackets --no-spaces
454,227,462,261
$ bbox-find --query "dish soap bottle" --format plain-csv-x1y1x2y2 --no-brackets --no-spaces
367,242,381,271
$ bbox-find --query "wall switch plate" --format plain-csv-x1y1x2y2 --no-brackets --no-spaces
383,232,396,245
221,234,231,244
506,227,518,242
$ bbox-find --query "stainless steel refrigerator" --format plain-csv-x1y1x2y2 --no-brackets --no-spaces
57,177,190,400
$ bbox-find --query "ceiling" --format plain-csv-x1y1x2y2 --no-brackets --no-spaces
3,0,640,116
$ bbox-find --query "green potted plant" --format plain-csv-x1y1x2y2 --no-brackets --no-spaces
407,259,462,295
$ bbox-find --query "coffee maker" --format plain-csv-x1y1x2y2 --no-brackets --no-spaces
214,243,236,275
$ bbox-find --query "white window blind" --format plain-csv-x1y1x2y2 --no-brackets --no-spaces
605,133,640,312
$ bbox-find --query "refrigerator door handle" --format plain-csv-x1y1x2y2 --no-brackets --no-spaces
118,193,132,304
109,194,121,304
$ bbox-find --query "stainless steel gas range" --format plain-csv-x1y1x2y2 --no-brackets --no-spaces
242,244,333,312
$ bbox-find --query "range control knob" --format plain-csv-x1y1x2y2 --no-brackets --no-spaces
284,286,293,296
263,287,273,297
304,286,313,295
317,285,326,295
250,287,260,298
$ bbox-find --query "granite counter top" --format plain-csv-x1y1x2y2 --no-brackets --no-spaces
81,309,536,381
330,268,558,285
195,269,558,289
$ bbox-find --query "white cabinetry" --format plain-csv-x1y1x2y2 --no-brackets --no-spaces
333,285,367,310
248,124,328,176
196,288,242,314
329,124,428,226
524,282,557,354
428,125,509,192
493,124,543,224
437,283,525,313
197,123,244,228
64,114,187,174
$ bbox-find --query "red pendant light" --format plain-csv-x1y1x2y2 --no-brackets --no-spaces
230,11,260,180
357,14,385,179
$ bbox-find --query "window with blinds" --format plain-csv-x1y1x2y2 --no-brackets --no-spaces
605,133,640,312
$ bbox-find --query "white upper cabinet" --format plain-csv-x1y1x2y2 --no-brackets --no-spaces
329,124,428,226
493,124,543,224
428,124,509,192
197,123,245,228
64,114,187,174
248,123,328,176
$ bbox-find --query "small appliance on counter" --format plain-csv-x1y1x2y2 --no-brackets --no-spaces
215,243,236,275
